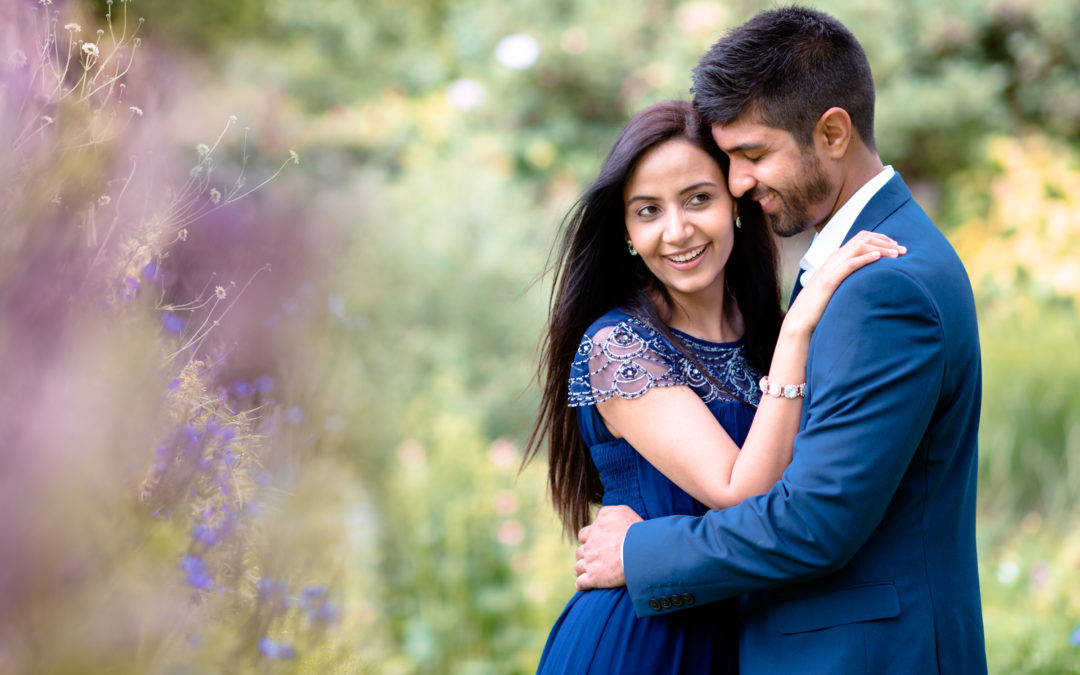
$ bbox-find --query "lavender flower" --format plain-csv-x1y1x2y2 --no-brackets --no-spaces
297,584,338,624
180,555,215,590
160,311,184,334
258,637,296,660
254,376,275,394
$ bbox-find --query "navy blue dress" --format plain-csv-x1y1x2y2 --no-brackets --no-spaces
536,308,763,674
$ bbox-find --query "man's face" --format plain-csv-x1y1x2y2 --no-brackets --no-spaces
712,117,836,237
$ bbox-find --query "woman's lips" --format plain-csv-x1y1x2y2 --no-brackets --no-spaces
665,243,708,268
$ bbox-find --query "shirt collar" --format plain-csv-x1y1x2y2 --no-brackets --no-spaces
799,166,895,281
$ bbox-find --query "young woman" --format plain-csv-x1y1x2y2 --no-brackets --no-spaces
525,100,904,673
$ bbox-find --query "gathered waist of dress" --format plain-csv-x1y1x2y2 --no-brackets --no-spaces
590,439,648,517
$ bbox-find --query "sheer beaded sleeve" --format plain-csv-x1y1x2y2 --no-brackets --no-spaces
568,316,685,407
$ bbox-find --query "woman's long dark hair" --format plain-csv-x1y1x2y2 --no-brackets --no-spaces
524,100,782,536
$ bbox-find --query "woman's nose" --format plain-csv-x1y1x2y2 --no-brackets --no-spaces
662,209,691,242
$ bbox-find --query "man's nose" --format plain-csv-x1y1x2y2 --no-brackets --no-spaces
727,161,755,198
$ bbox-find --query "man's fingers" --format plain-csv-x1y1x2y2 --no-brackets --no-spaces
577,524,591,544
576,544,585,561
575,573,592,592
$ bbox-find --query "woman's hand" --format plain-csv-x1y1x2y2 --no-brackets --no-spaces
784,231,906,336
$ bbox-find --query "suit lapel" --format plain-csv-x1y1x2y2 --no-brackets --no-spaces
788,273,804,306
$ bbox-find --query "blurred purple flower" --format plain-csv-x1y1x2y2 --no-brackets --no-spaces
258,637,296,660
161,311,184,334
298,584,338,624
232,380,253,397
180,554,215,590
1072,625,1080,646
255,375,275,393
192,523,217,545
192,506,237,547
142,260,160,281
258,577,292,613
152,445,169,471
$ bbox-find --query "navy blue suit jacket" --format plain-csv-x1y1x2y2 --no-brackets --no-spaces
623,174,987,673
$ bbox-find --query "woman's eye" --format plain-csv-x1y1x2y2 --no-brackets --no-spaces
688,193,710,206
637,205,659,218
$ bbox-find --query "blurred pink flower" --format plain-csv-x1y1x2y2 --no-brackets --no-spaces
489,438,517,468
496,520,525,546
399,440,425,468
494,489,518,515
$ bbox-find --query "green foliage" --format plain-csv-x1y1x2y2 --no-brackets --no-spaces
948,133,1080,519
813,0,1080,184
88,0,267,54
976,299,1080,519
379,421,568,673
979,517,1080,674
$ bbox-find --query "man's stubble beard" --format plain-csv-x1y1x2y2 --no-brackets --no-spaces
765,150,832,238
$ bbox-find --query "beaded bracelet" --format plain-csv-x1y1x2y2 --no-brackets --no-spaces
759,375,806,399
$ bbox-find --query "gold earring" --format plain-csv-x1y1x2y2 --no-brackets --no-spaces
735,216,743,229
627,240,638,256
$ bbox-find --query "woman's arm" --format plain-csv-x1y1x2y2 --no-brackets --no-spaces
596,231,905,509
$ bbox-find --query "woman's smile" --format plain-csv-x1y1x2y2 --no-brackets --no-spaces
665,243,709,268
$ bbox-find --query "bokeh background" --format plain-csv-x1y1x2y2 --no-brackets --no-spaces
1,0,1078,672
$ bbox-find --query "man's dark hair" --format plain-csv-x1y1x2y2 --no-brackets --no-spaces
692,6,876,151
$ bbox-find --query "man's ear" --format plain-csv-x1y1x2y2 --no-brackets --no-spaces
815,107,852,159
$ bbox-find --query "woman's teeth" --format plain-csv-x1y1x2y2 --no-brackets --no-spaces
669,245,706,263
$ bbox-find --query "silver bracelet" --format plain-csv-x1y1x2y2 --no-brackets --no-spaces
759,375,806,399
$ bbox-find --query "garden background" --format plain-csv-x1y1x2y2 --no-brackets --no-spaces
1,0,1078,672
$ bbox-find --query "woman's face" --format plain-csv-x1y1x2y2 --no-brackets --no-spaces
623,139,735,306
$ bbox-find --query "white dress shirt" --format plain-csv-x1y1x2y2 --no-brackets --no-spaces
797,166,895,288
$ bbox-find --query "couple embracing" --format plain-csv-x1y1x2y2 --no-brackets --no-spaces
526,6,987,674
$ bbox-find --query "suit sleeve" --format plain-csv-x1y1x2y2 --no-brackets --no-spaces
624,262,944,616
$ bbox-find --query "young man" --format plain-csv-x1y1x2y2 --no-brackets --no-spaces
574,7,988,673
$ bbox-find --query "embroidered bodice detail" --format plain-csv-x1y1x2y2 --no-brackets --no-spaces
568,311,762,408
